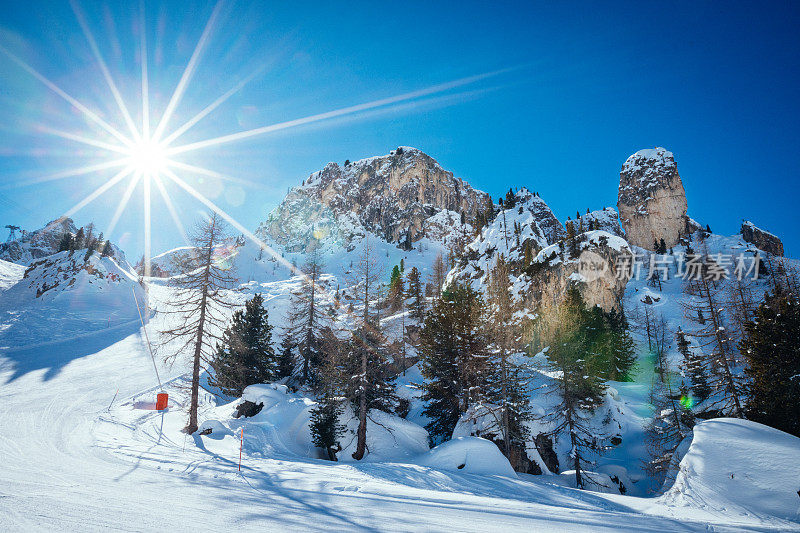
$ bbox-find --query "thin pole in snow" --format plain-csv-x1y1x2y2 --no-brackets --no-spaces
132,287,163,390
239,427,244,472
107,388,119,411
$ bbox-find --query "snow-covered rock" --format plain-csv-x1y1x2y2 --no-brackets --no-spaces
419,436,516,477
741,220,784,256
528,230,632,312
618,147,689,250
577,207,623,237
446,187,557,298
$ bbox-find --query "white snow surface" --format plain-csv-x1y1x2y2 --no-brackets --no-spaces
419,436,516,477
2,217,800,529
664,418,800,524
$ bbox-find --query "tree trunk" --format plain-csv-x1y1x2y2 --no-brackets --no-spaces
353,348,368,460
703,278,744,418
303,269,316,384
185,227,215,434
501,347,510,456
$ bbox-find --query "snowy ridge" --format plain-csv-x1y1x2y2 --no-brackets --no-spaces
256,147,491,252
742,220,778,239
0,217,76,264
446,188,557,297
576,207,623,236
0,250,142,350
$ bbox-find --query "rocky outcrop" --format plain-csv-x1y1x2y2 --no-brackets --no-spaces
256,147,491,252
741,221,784,256
577,207,623,237
525,231,632,313
516,189,565,243
0,218,76,264
446,188,557,296
617,148,688,250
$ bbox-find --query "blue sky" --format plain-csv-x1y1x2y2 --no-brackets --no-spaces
1,1,798,258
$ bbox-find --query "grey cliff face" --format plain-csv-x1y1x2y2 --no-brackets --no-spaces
741,221,784,257
257,147,491,252
617,147,688,250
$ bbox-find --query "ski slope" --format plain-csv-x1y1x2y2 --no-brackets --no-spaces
1,256,799,531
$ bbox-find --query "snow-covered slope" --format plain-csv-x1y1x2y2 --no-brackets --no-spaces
0,250,143,352
0,258,25,291
664,418,800,523
3,314,797,530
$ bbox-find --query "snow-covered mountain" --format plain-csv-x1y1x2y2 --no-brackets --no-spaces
0,249,142,350
0,217,76,264
2,145,799,531
256,147,491,252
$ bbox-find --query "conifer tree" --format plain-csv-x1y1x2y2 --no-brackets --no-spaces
682,255,745,418
406,266,425,321
389,264,404,310
277,334,296,380
741,290,800,436
420,284,490,443
208,293,276,397
429,254,447,299
677,328,710,403
565,221,578,258
74,227,85,249
602,308,637,381
344,238,397,460
58,232,74,252
84,223,96,251
310,394,345,461
486,255,532,460
286,250,328,384
644,317,693,480
101,240,113,257
536,289,608,489
644,374,693,480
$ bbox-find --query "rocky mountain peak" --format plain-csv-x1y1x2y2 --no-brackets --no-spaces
0,217,77,264
257,147,492,252
618,147,688,250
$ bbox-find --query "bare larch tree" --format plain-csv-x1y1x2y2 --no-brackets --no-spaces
160,213,237,434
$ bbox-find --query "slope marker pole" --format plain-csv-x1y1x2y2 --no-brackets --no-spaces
132,287,163,391
239,427,244,472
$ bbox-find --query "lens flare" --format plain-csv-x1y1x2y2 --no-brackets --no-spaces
680,395,695,409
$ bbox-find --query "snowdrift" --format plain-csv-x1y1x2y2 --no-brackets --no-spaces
197,383,430,463
420,436,516,477
0,259,25,291
664,418,800,522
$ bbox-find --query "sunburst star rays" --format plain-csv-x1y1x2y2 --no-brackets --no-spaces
2,1,517,311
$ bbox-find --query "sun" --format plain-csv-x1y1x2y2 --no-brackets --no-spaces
127,139,169,177
0,0,507,284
